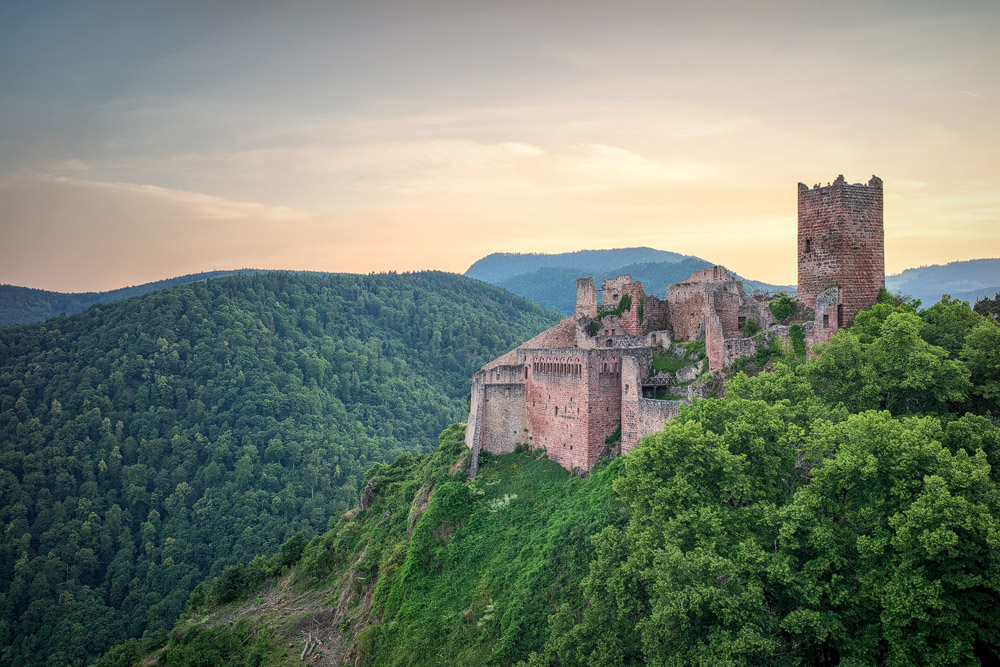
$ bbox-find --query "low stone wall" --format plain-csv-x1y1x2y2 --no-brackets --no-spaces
481,383,527,454
631,398,683,452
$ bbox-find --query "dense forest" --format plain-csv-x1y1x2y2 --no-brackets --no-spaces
0,271,561,666
125,292,1000,666
0,270,267,327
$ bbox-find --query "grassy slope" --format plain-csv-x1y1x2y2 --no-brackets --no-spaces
129,425,625,666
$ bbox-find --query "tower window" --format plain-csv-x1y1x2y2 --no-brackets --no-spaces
805,239,812,253
823,314,829,328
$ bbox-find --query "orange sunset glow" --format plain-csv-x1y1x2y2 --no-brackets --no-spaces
1,1,998,292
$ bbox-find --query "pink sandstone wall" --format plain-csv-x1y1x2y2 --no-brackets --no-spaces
620,356,641,454
618,282,647,336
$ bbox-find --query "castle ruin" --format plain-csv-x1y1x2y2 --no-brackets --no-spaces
466,175,885,474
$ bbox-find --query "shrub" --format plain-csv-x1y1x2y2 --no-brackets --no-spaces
769,296,796,321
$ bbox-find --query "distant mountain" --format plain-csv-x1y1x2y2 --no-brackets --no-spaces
467,248,794,315
886,259,1000,307
0,269,265,326
465,247,689,284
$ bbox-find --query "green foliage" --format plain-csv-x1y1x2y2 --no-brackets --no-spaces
650,351,690,374
769,294,797,322
962,321,1000,415
805,310,971,414
605,422,621,445
161,620,276,666
921,295,988,357
588,293,633,335
777,412,1000,665
789,323,806,359
0,270,264,327
879,286,922,311
973,291,1000,322
742,317,760,336
636,296,645,324
0,271,560,666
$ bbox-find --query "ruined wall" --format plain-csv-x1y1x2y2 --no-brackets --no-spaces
798,175,884,326
481,384,527,454
576,277,597,318
808,286,843,347
709,285,744,338
620,356,641,455
664,282,707,341
705,304,726,372
601,275,633,309
467,364,528,460
521,349,594,471
642,294,670,334
618,282,647,336
584,349,624,470
636,399,682,444
595,314,630,346
723,337,757,367
686,266,738,283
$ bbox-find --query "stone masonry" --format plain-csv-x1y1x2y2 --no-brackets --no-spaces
467,174,885,474
798,175,884,327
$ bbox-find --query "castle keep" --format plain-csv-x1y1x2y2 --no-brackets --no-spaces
466,175,885,474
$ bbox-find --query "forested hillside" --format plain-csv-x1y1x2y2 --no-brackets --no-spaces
886,258,1000,306
130,293,1000,666
0,270,265,327
0,271,561,666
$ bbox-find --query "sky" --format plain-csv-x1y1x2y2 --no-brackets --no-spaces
1,0,998,292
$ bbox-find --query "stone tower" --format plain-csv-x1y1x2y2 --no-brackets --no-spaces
797,174,884,327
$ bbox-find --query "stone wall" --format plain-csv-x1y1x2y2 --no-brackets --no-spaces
519,347,623,471
576,277,597,318
620,356,641,455
798,175,884,326
481,383,527,454
618,282,647,336
583,350,625,470
635,398,682,447
663,282,707,341
808,286,843,347
642,294,670,333
601,275,633,308
705,304,726,372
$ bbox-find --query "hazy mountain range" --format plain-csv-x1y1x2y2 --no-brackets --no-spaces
2,251,997,326
466,248,1000,315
